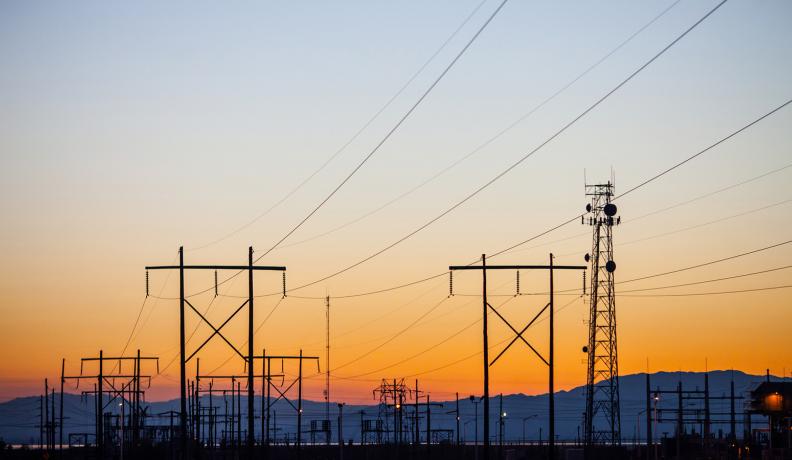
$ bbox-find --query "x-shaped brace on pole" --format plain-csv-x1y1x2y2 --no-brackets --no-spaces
184,298,245,362
489,302,550,367
268,378,299,413
187,299,249,362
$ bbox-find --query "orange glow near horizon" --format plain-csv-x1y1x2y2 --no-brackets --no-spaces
1,0,791,406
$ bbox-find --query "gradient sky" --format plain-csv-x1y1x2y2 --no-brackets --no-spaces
1,0,790,403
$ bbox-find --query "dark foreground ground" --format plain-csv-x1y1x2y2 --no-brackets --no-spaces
1,444,789,460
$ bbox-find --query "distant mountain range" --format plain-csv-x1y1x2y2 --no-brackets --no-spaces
2,370,786,445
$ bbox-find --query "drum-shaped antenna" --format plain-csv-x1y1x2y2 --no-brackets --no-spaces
585,203,592,212
582,346,589,353
606,260,616,273
604,203,617,217
584,253,590,262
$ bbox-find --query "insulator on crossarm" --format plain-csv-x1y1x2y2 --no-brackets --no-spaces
516,271,520,296
145,270,149,297
449,271,454,297
282,272,287,298
582,271,586,295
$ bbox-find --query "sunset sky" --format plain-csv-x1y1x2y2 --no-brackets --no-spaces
1,0,790,404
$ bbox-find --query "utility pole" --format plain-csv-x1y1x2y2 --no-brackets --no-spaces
249,352,319,454
247,246,255,456
298,349,304,451
499,393,504,452
423,394,442,454
677,381,682,460
414,380,422,445
646,373,652,459
60,359,65,457
146,246,286,459
450,254,585,460
44,380,49,452
730,378,736,440
704,371,711,450
426,395,430,453
68,352,155,459
40,395,43,452
456,393,460,446
338,403,345,460
326,295,331,446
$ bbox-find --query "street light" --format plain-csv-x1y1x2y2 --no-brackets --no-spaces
500,411,507,447
470,395,481,460
522,415,537,445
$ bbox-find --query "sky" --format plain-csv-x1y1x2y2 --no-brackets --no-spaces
0,0,790,404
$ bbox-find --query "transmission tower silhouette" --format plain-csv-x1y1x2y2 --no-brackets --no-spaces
583,180,622,447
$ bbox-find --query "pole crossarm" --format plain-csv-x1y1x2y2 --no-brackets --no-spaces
449,264,586,271
80,356,159,375
198,374,281,380
146,265,285,271
251,354,321,361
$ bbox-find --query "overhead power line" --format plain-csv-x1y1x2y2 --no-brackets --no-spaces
273,0,683,252
619,239,792,285
330,295,452,372
504,161,792,258
338,295,519,379
615,99,792,201
620,285,792,297
617,265,792,293
188,0,490,252
255,0,511,261
169,0,510,301
278,0,729,293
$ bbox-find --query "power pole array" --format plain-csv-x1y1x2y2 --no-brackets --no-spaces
450,254,585,460
146,246,286,458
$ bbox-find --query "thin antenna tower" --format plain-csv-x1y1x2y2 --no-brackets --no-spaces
583,180,622,446
326,295,331,436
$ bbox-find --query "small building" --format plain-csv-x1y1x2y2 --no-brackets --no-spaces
748,381,792,450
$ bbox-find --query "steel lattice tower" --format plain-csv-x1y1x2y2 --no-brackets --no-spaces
583,181,622,446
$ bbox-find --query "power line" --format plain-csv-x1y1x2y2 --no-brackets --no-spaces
330,295,452,373
278,0,729,293
150,3,785,307
503,161,792,258
401,296,582,379
299,278,449,349
544,240,792,295
338,295,518,379
272,0,683,253
169,0,510,301
113,253,177,374
626,162,792,223
617,265,792,293
187,0,491,252
619,239,792,285
615,99,792,201
618,198,792,247
620,284,792,297
255,0,511,261
151,133,792,305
